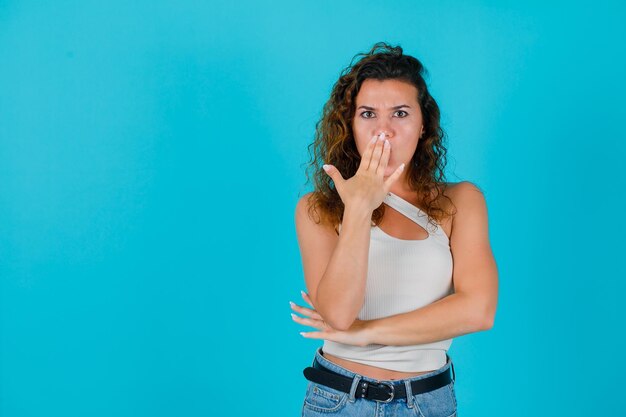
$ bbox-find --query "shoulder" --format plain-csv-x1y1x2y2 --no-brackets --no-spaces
430,181,486,215
444,181,489,233
295,191,314,209
294,192,336,234
445,181,486,203
294,192,339,253
295,192,316,222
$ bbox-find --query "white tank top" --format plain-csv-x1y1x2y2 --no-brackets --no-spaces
322,191,454,372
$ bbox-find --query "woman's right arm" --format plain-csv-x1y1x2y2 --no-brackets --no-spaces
295,193,373,331
294,132,406,331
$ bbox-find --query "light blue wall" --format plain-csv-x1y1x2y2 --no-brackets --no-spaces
1,1,624,416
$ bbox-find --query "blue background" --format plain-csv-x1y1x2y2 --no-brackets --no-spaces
1,1,625,416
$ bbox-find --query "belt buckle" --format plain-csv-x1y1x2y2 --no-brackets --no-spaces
374,381,395,403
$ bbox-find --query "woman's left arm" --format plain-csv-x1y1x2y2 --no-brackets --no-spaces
364,181,499,345
291,181,499,346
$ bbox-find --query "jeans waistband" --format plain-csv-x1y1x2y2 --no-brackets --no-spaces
312,347,455,386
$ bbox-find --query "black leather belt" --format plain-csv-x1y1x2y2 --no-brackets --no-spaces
303,358,453,403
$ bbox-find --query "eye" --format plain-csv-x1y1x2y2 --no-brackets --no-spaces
394,110,409,117
360,111,375,119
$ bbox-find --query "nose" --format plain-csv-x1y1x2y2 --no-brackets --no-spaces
376,129,394,138
376,123,394,138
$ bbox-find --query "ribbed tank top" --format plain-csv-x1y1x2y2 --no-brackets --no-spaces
322,191,454,372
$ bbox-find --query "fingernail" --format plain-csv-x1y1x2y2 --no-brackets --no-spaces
300,290,307,296
370,136,377,143
289,301,295,307
399,163,405,170
384,139,390,147
291,313,297,319
322,164,330,172
300,332,306,336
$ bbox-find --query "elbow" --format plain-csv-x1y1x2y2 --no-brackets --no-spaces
477,308,496,331
470,295,497,331
312,270,368,330
314,294,359,331
317,306,356,331
327,317,355,331
479,314,495,331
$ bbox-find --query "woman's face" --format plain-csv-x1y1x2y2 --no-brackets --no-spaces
352,78,424,179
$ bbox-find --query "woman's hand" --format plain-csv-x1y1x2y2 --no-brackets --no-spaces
322,132,405,213
290,291,373,347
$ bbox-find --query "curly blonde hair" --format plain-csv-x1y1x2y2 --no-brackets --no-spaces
303,42,456,233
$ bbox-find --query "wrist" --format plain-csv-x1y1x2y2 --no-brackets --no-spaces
343,204,373,226
357,319,379,346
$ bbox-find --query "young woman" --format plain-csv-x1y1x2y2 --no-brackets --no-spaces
291,42,498,417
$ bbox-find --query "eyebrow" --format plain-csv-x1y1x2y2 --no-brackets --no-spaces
357,105,412,110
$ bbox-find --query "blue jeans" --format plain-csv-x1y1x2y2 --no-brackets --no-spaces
301,348,457,417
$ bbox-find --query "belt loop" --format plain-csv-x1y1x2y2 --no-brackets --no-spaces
445,353,455,383
404,379,415,408
450,360,456,383
348,374,362,403
312,347,322,367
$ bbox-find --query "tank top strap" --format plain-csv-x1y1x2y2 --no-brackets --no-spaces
383,192,440,235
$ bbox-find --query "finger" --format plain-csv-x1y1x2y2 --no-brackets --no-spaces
322,164,345,188
290,301,323,320
367,133,386,172
299,331,329,340
359,133,383,172
301,290,316,308
376,139,391,175
383,162,406,190
291,314,326,330
300,331,343,344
